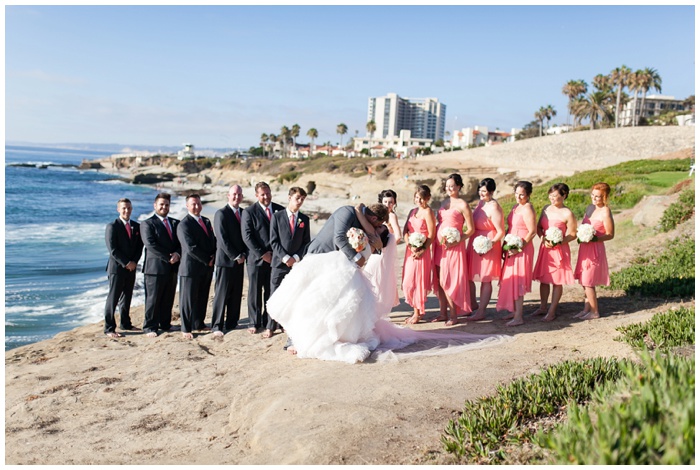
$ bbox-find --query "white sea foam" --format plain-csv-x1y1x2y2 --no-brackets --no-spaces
5,222,105,244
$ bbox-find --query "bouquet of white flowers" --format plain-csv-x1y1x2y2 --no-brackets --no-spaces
544,227,564,246
576,223,597,243
346,227,367,252
440,227,461,245
408,232,427,250
472,235,493,255
503,234,524,253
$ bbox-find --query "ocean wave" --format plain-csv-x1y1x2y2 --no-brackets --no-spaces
5,222,105,244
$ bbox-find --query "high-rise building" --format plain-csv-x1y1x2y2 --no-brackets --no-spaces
367,93,446,142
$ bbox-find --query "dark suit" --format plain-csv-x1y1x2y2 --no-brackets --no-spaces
268,209,311,332
212,204,248,333
241,201,284,331
104,218,144,333
140,214,181,333
306,205,363,261
177,214,216,333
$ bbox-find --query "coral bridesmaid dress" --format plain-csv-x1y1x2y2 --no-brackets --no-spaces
496,205,535,313
466,202,502,283
402,209,433,311
433,208,471,313
574,216,610,287
533,215,575,285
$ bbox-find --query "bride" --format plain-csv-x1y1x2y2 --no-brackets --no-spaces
267,205,508,364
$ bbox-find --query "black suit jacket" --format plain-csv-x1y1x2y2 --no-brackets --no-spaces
105,218,144,273
306,205,363,261
176,214,216,277
270,210,311,268
241,201,284,266
214,204,248,268
141,214,181,275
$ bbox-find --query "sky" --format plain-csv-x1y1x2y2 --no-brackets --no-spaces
4,4,696,150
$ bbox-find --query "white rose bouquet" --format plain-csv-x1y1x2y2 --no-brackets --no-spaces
408,232,427,250
440,227,461,245
472,235,493,255
544,227,564,247
576,223,598,243
347,227,367,252
503,234,524,253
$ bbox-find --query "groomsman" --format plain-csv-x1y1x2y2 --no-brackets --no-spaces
177,194,216,339
104,198,144,338
241,181,284,334
265,186,311,339
211,184,248,337
140,193,181,338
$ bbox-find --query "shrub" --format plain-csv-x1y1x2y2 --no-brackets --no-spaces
537,352,695,464
659,189,695,232
442,357,625,463
278,171,300,183
615,306,695,350
608,237,695,298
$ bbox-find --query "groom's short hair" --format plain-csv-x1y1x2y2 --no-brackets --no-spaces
365,203,389,223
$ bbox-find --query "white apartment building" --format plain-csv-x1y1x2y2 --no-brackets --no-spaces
367,93,446,142
619,94,689,126
449,126,521,148
352,129,432,158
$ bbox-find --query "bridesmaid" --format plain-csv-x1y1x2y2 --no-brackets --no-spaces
574,182,615,320
495,181,537,327
402,185,436,325
465,178,505,321
379,189,402,244
433,173,474,326
531,183,577,322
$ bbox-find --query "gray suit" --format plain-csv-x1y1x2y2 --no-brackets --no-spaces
306,205,363,261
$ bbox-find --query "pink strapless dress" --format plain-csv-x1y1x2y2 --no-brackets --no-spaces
466,202,503,282
533,215,575,285
402,209,433,311
496,205,534,313
432,208,471,312
574,216,610,287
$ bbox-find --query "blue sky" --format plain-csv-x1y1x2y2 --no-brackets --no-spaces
5,5,696,150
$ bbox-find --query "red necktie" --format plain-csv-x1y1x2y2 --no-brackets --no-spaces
265,207,271,220
163,218,173,239
198,217,208,235
125,221,132,239
289,213,295,236
235,208,241,223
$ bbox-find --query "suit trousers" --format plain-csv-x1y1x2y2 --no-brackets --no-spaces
211,263,245,332
104,270,136,333
142,272,177,333
267,265,292,331
247,262,271,330
179,273,212,333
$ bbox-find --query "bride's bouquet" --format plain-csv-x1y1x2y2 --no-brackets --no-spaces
544,227,564,247
347,227,367,252
407,232,427,250
472,235,493,255
503,234,524,253
440,227,461,245
577,223,598,243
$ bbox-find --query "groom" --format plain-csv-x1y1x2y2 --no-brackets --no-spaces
306,203,388,267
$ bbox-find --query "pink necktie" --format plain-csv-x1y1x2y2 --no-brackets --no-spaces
163,218,173,239
235,209,241,223
125,222,132,239
289,213,295,236
198,217,208,235
265,207,271,220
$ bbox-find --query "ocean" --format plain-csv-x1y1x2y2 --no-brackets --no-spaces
4,145,185,350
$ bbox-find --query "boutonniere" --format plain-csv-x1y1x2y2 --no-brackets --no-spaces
299,221,305,228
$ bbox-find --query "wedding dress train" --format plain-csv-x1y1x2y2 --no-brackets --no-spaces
267,234,510,364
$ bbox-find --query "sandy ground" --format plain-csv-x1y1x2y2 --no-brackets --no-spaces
5,142,695,464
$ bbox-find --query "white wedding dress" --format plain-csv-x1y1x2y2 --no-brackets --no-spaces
267,234,509,364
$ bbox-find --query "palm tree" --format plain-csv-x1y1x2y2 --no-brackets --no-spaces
575,91,611,130
366,120,376,157
545,104,557,131
291,124,301,152
592,74,613,93
260,133,269,158
610,65,632,128
336,123,348,150
306,128,318,156
682,95,695,113
570,96,588,128
268,134,278,158
562,80,588,127
280,125,290,158
637,67,662,126
627,70,643,127
535,106,547,136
